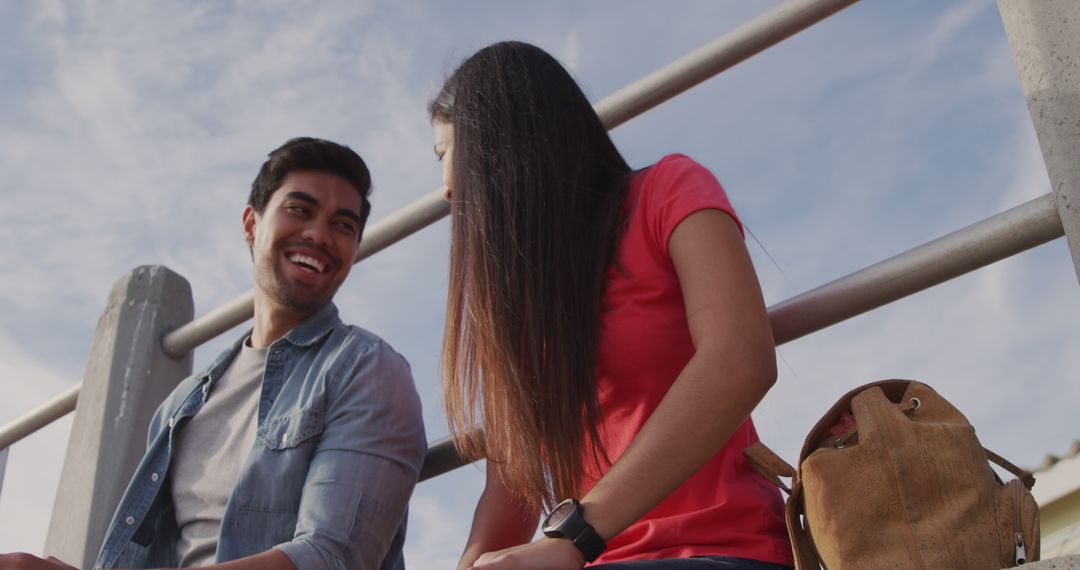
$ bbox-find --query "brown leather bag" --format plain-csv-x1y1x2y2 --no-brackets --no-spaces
745,379,1040,569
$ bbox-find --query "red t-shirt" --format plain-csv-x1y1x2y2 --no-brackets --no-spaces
585,154,793,565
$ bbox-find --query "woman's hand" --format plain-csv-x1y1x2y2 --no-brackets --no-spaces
455,462,540,570
470,537,584,570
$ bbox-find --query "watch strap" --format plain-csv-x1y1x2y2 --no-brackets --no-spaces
542,498,607,563
568,523,606,563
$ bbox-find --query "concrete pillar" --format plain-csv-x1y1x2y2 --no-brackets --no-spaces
998,0,1080,283
44,266,193,569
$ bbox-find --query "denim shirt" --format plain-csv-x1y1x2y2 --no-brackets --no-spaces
95,303,427,570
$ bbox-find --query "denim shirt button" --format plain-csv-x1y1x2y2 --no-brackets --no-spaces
168,417,175,429
151,472,159,482
281,433,289,446
125,516,135,525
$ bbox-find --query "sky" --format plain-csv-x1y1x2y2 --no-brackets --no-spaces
1,1,1078,567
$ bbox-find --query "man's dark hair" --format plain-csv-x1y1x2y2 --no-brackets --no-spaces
248,137,373,240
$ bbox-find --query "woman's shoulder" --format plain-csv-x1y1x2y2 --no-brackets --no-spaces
630,152,740,242
648,152,711,176
633,153,720,194
634,153,724,197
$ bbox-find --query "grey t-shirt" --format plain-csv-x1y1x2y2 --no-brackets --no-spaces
170,339,266,566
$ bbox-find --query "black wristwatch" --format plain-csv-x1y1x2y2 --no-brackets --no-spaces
542,498,607,563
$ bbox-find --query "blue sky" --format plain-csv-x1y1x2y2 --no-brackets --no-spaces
1,1,1077,567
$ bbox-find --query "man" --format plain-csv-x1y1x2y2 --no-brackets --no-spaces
1,138,427,570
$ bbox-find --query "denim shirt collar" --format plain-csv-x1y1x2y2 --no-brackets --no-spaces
279,301,341,348
202,302,342,383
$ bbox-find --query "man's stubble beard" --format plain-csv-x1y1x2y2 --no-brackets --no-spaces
256,257,341,315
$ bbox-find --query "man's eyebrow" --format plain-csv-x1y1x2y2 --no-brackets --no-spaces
285,191,318,205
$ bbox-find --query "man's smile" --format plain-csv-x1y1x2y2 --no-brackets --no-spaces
287,252,330,274
280,242,338,278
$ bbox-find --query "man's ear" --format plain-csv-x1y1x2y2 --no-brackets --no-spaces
242,205,257,248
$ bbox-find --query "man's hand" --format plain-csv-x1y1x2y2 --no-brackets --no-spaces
0,553,77,570
469,537,585,570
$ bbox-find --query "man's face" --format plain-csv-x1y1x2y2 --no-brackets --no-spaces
243,170,363,315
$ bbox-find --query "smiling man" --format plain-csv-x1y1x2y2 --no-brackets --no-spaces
1,138,427,570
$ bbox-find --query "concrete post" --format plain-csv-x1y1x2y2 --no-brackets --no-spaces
44,266,193,569
998,0,1080,283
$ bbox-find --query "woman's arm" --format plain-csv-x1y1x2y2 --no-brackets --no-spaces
470,209,777,569
458,462,540,570
581,208,776,541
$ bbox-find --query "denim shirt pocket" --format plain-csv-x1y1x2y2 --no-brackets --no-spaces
234,410,325,515
256,410,324,450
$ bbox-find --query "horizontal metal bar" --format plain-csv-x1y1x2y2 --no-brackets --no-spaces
0,384,80,451
595,0,860,128
769,193,1064,345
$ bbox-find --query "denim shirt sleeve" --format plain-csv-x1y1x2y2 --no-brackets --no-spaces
274,335,427,570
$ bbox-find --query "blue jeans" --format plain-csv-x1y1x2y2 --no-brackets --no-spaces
591,556,793,569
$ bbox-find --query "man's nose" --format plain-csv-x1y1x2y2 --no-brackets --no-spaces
302,220,332,247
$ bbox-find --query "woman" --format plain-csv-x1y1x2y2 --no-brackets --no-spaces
431,41,793,570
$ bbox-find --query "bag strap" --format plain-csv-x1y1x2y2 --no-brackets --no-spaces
787,495,824,570
744,442,823,569
984,447,1036,490
744,441,795,494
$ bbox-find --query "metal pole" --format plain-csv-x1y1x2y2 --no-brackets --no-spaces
595,0,860,128
0,384,80,451
998,0,1080,283
769,193,1064,345
161,0,862,360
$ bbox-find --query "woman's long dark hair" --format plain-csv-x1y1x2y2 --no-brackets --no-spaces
432,41,633,511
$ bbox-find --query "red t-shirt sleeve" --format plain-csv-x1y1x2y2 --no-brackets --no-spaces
645,154,744,253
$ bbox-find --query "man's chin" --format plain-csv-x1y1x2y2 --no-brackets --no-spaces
279,293,334,314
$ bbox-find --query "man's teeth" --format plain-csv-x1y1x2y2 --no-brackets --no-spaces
288,254,327,273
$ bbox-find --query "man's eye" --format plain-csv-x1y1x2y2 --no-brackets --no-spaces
335,221,358,234
286,205,311,215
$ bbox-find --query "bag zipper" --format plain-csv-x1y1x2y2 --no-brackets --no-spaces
1013,478,1027,565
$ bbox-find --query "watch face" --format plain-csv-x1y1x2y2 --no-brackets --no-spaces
544,499,576,531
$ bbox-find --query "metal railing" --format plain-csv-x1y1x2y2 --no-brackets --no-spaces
0,0,864,452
